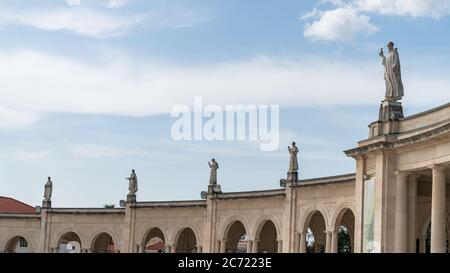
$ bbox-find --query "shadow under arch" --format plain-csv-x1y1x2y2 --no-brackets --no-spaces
142,227,166,253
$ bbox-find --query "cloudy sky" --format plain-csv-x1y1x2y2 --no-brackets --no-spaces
1,0,450,207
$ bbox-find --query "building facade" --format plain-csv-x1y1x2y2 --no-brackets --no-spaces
1,101,449,253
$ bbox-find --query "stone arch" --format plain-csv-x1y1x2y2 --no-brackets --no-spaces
171,223,201,246
90,232,117,253
253,218,280,253
57,231,83,253
252,215,282,239
331,203,355,230
87,227,120,251
174,227,198,253
222,220,249,253
299,205,329,233
220,215,251,240
52,228,89,250
331,204,355,253
299,206,328,253
142,227,167,253
3,234,33,253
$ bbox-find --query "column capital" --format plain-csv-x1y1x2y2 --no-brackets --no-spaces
296,230,306,235
429,164,446,172
394,170,412,177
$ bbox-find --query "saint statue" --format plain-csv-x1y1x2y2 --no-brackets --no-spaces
208,158,219,185
379,41,404,101
288,142,298,172
43,177,53,201
126,169,138,195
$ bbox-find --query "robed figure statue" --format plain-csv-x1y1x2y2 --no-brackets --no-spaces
208,159,219,185
379,41,404,101
43,177,53,201
126,169,138,195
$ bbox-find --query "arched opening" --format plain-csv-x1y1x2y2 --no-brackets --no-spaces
225,221,248,253
335,208,355,253
176,228,197,253
257,220,278,253
92,233,116,253
306,211,326,253
143,228,166,253
58,232,82,253
4,236,30,253
424,222,449,253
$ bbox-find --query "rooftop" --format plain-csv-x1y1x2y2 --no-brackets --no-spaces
0,196,36,214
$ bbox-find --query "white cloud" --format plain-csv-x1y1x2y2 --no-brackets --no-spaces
103,0,128,8
0,106,38,130
303,7,378,43
0,50,449,129
302,0,450,43
66,0,81,6
0,6,208,38
0,7,143,38
355,0,450,18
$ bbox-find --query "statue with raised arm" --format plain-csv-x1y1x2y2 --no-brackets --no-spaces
43,177,53,201
208,158,219,185
126,169,138,195
379,41,404,101
288,142,299,172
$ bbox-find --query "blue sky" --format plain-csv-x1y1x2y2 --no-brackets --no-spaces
1,0,450,207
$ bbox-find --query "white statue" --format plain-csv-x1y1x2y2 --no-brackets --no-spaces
288,142,298,172
126,169,138,195
43,177,52,201
379,41,404,101
208,158,219,185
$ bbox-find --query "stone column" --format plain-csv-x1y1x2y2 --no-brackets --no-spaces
394,171,409,253
246,240,253,253
196,245,202,253
165,245,171,253
219,240,227,253
330,230,338,253
299,231,307,253
251,240,259,253
138,244,145,253
170,245,177,253
419,236,426,253
430,165,447,253
87,248,93,253
325,231,332,253
276,239,283,253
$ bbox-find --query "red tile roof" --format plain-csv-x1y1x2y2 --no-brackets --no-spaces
146,240,165,251
0,196,35,214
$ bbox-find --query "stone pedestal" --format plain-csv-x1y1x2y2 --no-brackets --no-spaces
280,171,298,187
287,171,298,182
126,194,136,203
378,100,404,122
208,184,222,194
42,200,51,208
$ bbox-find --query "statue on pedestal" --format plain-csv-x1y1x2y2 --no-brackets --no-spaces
379,41,404,102
43,177,53,208
126,169,138,196
288,142,299,172
281,142,299,187
208,159,219,185
377,41,405,123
